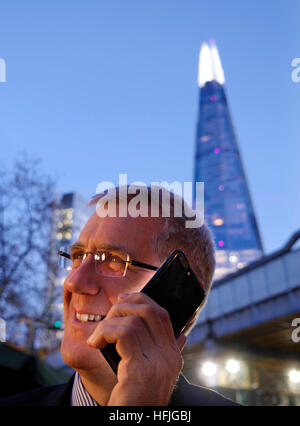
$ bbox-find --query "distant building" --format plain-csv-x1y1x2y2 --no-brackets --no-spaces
193,41,263,280
55,192,90,249
45,192,92,369
183,230,300,406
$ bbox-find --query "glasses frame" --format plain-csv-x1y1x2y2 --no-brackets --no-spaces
58,249,159,277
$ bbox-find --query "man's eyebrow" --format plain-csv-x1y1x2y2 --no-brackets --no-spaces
99,244,136,259
70,242,135,259
70,243,85,251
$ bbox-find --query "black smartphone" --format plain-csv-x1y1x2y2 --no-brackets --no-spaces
100,249,206,374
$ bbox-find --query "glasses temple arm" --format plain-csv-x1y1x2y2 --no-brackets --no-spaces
58,250,71,259
129,260,158,271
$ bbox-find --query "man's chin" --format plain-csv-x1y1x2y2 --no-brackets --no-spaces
60,334,103,371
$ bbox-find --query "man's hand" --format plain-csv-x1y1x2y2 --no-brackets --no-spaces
86,292,186,406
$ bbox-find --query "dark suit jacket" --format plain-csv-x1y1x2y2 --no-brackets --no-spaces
0,372,240,406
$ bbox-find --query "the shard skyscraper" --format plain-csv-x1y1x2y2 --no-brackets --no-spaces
194,40,263,280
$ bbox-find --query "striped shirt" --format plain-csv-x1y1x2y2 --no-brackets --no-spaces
71,372,99,406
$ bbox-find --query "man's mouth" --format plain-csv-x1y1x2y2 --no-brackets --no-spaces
75,312,106,323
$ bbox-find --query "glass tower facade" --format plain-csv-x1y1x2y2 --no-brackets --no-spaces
194,41,263,280
44,192,92,369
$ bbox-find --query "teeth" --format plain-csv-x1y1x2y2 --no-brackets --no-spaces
76,312,104,323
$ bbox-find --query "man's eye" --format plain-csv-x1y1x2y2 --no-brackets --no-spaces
109,255,123,263
99,252,126,275
71,252,85,266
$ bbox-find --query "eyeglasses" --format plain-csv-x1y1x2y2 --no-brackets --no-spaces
58,246,159,278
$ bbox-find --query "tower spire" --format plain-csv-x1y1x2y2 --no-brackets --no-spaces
198,40,225,88
194,40,263,280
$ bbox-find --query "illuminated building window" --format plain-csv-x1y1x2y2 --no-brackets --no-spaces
63,217,73,226
62,208,74,219
213,218,224,226
64,231,72,240
56,232,63,240
229,254,238,263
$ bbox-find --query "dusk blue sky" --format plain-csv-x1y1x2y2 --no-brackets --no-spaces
0,1,299,255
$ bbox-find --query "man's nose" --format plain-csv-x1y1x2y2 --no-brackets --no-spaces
64,256,100,295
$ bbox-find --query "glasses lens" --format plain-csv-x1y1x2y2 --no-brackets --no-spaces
59,247,129,277
95,251,127,277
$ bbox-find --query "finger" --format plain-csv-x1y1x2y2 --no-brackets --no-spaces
87,315,153,353
86,318,151,362
116,292,177,345
105,296,175,349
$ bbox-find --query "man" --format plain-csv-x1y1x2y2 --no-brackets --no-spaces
0,186,240,406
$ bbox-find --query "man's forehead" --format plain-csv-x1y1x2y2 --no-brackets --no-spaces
77,211,164,254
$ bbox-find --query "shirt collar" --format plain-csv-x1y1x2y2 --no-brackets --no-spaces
71,371,99,406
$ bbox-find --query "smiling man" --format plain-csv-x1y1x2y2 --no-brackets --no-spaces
0,186,240,406
61,211,186,406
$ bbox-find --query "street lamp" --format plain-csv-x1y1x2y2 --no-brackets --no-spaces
201,361,217,377
288,369,300,384
225,359,241,374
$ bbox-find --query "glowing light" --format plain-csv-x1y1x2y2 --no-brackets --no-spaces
201,361,217,377
54,320,61,329
210,95,217,102
218,185,224,191
214,148,220,154
198,40,225,88
218,240,225,247
226,359,241,374
229,254,238,263
289,369,300,384
213,218,224,226
56,330,64,340
198,43,214,88
210,42,225,85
